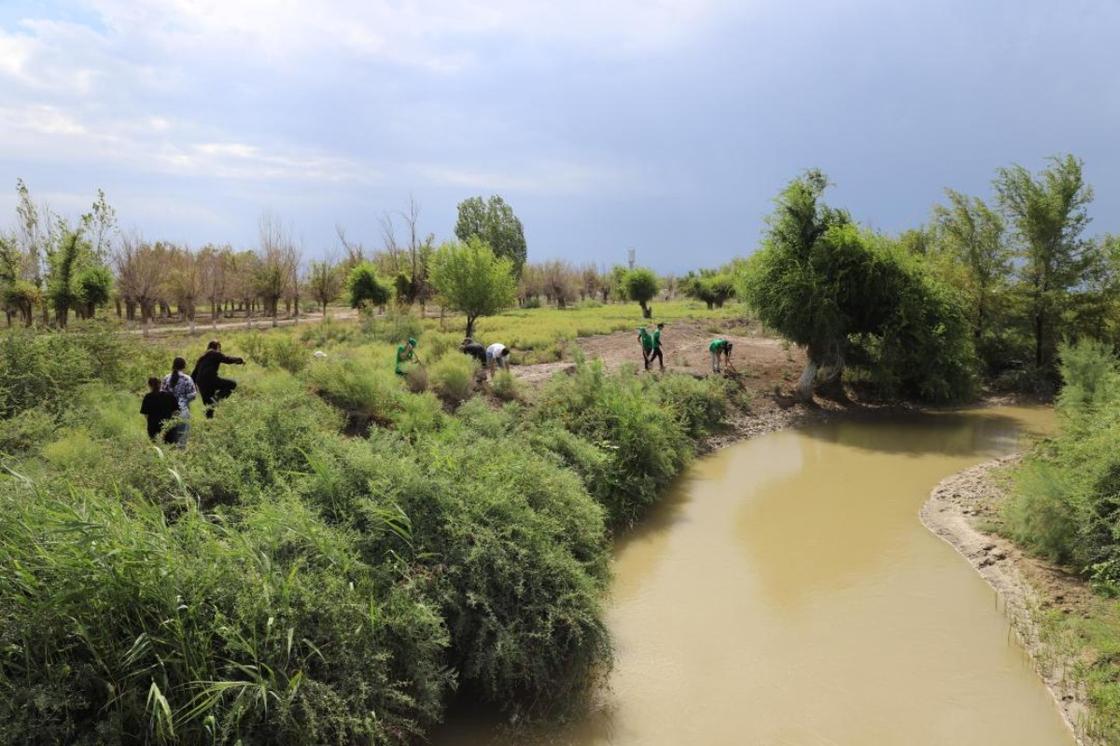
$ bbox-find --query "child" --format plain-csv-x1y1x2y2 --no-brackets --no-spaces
140,377,179,442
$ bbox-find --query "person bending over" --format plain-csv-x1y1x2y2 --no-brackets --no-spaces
460,338,487,365
709,338,734,373
140,376,179,443
486,342,510,376
396,337,418,376
191,340,245,419
162,357,197,446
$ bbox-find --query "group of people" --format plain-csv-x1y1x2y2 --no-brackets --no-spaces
393,336,512,379
140,340,244,446
637,323,735,373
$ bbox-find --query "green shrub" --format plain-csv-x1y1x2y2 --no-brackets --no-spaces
537,359,692,525
0,406,56,457
361,308,423,345
306,358,404,425
393,392,446,439
490,370,521,402
650,373,729,438
429,353,477,406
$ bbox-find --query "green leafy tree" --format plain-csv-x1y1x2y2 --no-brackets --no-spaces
46,229,91,328
995,155,1096,372
623,267,659,318
683,272,736,309
429,236,517,337
932,190,1011,349
74,265,113,319
347,262,391,309
454,195,527,273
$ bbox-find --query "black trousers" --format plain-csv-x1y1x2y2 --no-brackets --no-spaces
648,347,663,369
199,378,236,418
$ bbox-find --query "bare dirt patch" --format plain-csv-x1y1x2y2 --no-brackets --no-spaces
921,457,1094,745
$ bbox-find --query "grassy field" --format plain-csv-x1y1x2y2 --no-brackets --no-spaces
0,301,746,744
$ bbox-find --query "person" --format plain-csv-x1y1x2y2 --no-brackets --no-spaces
140,376,179,443
709,338,734,373
191,340,245,419
395,337,418,376
486,342,510,375
649,322,665,371
637,326,654,369
461,338,487,365
161,356,197,446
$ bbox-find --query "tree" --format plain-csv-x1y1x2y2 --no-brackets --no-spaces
254,213,296,327
16,179,47,325
932,190,1011,346
307,260,343,316
347,262,391,309
454,195,527,273
80,188,117,263
114,235,165,326
46,229,90,328
74,265,113,319
683,272,735,309
429,236,517,338
995,155,1096,372
623,267,659,318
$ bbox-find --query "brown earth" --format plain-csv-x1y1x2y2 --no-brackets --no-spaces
511,319,818,442
921,457,1095,745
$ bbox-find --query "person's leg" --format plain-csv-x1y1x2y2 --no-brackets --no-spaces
214,378,237,401
652,348,664,370
711,349,720,373
199,386,216,419
178,422,189,447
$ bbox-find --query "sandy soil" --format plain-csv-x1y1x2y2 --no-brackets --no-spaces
921,457,1094,745
511,319,818,440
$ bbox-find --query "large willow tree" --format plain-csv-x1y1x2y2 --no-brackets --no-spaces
740,170,976,402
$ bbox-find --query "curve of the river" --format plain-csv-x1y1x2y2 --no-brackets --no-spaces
437,405,1075,745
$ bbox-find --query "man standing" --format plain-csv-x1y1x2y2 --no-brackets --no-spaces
649,323,665,371
192,340,245,419
638,327,654,369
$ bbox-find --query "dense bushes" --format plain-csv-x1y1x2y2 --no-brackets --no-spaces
1006,341,1120,585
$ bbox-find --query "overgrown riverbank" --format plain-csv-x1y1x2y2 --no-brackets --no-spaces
0,308,783,744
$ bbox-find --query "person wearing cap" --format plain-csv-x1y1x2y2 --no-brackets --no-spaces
709,338,733,373
637,326,654,369
649,323,665,371
396,337,418,376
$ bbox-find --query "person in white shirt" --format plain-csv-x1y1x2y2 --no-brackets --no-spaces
485,342,510,376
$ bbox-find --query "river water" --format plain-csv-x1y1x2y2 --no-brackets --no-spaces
437,406,1075,745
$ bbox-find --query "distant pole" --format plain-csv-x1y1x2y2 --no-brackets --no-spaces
627,247,636,270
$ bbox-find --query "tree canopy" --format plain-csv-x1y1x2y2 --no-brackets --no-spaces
623,268,658,318
347,262,391,309
429,236,517,337
454,195,527,274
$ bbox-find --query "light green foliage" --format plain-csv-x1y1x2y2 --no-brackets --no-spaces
995,155,1096,372
307,260,342,311
490,369,521,402
453,195,527,273
650,373,730,438
683,271,735,309
622,267,658,316
428,352,477,406
429,236,517,338
46,230,92,327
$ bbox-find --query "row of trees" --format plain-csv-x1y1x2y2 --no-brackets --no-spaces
740,155,1118,401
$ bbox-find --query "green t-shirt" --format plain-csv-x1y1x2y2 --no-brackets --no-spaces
652,328,662,349
395,344,414,374
638,329,653,351
709,338,727,352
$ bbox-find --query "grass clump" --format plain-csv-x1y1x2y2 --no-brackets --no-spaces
428,353,478,405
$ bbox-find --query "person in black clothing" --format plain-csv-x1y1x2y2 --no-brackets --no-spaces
140,376,179,442
191,340,245,419
460,338,487,365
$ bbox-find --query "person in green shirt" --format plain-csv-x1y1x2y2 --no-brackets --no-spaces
637,327,654,369
709,338,733,373
395,337,418,376
649,322,665,371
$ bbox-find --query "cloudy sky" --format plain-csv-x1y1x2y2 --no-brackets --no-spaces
1,0,1118,271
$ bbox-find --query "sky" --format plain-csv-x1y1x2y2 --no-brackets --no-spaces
1,0,1118,272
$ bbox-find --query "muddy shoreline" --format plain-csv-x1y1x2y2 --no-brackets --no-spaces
920,457,1092,745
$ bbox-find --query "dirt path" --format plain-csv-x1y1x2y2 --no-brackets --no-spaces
921,458,1093,745
125,309,359,336
512,319,809,422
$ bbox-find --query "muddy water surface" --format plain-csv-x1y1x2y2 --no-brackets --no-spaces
437,406,1074,745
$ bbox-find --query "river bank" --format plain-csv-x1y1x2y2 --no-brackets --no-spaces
921,457,1093,745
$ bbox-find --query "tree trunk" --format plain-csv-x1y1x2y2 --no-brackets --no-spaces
466,315,476,339
1035,311,1044,368
796,357,818,402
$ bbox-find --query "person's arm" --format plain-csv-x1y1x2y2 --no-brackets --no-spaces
140,396,150,415
221,353,244,365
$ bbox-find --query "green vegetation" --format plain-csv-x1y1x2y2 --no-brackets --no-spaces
429,236,518,338
622,267,659,319
454,195,528,273
347,262,392,309
0,306,734,742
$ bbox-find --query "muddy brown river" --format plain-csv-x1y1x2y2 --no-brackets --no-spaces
436,406,1075,745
